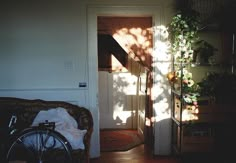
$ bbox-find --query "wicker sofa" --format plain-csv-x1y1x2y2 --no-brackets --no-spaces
0,97,93,163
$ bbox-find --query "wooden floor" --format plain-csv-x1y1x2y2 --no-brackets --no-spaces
90,144,181,163
90,144,234,163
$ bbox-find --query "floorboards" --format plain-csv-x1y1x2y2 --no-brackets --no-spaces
90,144,181,163
90,143,236,163
90,129,235,163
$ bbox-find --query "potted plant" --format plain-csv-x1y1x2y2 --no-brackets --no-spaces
198,72,236,104
193,40,218,64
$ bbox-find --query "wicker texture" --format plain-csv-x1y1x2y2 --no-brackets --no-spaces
0,97,93,163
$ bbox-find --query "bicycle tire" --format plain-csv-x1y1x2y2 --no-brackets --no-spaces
6,127,73,163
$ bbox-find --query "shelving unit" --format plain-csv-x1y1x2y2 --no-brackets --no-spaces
168,6,236,155
170,60,236,155
171,93,215,154
170,53,216,154
169,0,236,157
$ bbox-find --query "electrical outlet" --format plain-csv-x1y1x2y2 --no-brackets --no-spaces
79,82,87,88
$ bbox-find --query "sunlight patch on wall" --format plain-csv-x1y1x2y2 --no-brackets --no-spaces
113,26,152,68
153,98,170,122
152,25,171,61
113,73,138,95
111,54,128,72
113,109,133,125
112,73,139,126
152,25,172,122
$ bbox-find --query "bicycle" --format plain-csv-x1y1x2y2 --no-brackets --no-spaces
1,115,73,163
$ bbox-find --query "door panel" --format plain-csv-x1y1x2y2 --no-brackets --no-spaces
137,71,147,140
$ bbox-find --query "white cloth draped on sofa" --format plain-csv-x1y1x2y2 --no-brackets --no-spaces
29,107,87,150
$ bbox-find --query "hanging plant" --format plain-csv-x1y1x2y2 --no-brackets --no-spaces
169,10,200,64
168,9,201,107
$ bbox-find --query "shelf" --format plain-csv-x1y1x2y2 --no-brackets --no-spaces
174,62,190,66
174,122,216,153
171,90,181,96
179,136,215,153
173,103,236,125
172,144,180,155
171,116,180,126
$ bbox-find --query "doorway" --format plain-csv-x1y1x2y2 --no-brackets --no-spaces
97,16,153,144
87,6,163,156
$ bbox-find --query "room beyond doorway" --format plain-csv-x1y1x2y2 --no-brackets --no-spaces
97,16,153,143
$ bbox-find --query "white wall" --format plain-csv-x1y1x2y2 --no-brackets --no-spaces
0,1,88,89
0,0,175,158
0,0,97,156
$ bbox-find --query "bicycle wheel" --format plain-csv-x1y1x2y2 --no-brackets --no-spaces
6,127,73,163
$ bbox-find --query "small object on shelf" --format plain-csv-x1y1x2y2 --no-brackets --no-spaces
167,71,177,83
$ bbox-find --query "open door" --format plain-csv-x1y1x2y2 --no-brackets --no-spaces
137,69,147,140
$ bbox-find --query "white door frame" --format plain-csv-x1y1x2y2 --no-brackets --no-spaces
87,5,172,156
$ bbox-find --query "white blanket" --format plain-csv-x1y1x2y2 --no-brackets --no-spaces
31,107,87,150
